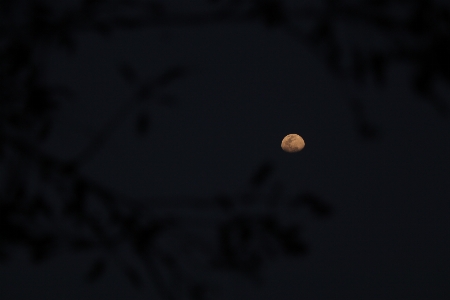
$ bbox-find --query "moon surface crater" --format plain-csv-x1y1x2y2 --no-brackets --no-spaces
281,134,305,153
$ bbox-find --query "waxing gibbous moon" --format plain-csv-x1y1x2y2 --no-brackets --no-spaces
281,134,305,153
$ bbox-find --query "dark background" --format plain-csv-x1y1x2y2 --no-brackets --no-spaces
1,0,450,299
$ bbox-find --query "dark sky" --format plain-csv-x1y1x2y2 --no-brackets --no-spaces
1,1,450,299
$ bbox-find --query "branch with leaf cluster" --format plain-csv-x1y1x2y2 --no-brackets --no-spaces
3,0,446,140
1,128,332,299
4,0,449,299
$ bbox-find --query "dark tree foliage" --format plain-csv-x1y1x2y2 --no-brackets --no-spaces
1,0,448,299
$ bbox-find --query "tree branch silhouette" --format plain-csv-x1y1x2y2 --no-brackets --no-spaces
1,126,329,299
3,0,450,299
71,64,187,165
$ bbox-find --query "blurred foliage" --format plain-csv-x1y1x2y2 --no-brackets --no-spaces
2,0,450,299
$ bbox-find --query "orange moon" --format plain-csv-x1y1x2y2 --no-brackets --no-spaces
281,134,305,153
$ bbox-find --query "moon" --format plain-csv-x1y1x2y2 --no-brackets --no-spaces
281,134,305,153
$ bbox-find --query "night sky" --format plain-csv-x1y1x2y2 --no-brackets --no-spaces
1,1,450,299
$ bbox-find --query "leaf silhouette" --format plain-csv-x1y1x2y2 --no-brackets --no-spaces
313,20,331,43
326,41,341,74
233,217,252,245
352,49,367,83
26,88,57,115
113,18,143,29
124,266,142,288
132,223,163,255
217,222,236,262
27,194,52,218
57,29,76,52
250,162,273,187
350,98,380,140
86,259,106,282
291,192,332,217
117,63,137,84
216,194,233,211
256,0,286,27
146,1,166,19
189,284,206,300
266,181,283,207
70,238,96,252
259,217,308,256
74,179,87,201
278,226,308,255
4,41,31,74
371,53,386,85
63,179,87,216
359,122,379,139
413,68,432,96
155,66,186,87
30,234,55,264
60,163,77,176
159,94,177,107
137,85,152,100
95,22,112,36
39,119,52,141
2,222,29,243
0,248,8,262
136,113,151,136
